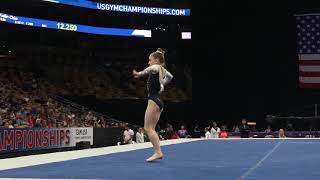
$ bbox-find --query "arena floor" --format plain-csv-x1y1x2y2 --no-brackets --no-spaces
0,138,319,180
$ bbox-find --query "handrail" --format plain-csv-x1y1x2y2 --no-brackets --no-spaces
48,94,139,127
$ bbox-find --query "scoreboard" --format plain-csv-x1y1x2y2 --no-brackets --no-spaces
0,12,152,37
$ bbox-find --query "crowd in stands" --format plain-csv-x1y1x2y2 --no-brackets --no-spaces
0,54,192,131
19,50,191,101
0,64,129,129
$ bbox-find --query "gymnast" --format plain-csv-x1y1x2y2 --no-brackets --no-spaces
132,48,173,162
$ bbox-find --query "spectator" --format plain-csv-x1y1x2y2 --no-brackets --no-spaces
34,116,42,128
210,122,221,138
219,126,228,138
239,119,250,138
41,119,48,128
204,127,211,139
136,127,145,143
0,118,3,127
251,125,258,132
192,123,201,138
4,121,10,128
264,125,272,133
164,124,179,140
15,113,28,127
278,129,286,138
27,113,34,127
123,126,134,144
47,120,54,128
171,132,179,139
177,125,189,138
232,125,240,133
7,120,14,128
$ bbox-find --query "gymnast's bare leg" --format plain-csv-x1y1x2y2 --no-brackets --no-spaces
144,100,163,161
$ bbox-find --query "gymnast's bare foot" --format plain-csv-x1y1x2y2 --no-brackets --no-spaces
146,152,164,162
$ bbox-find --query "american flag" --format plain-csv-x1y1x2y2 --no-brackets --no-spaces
296,14,320,88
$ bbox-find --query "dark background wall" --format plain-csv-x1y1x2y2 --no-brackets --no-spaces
194,1,320,130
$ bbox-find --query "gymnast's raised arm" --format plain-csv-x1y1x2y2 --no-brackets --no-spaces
132,64,160,78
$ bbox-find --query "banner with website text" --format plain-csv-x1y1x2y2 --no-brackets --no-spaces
42,0,191,16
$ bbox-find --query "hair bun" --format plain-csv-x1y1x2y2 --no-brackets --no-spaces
156,48,165,55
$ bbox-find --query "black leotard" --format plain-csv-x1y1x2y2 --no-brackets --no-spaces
147,72,164,110
137,64,173,110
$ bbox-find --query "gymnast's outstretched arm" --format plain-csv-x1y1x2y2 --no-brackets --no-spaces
133,64,160,77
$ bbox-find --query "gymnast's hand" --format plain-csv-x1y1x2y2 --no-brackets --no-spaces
159,84,164,94
132,69,139,78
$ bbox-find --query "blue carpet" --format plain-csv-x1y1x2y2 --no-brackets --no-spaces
0,139,319,180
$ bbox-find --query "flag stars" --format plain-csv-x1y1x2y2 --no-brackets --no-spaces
297,16,320,55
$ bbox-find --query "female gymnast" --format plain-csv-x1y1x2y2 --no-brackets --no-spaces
132,48,173,162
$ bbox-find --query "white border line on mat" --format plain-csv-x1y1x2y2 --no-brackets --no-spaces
238,140,284,180
0,138,200,171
